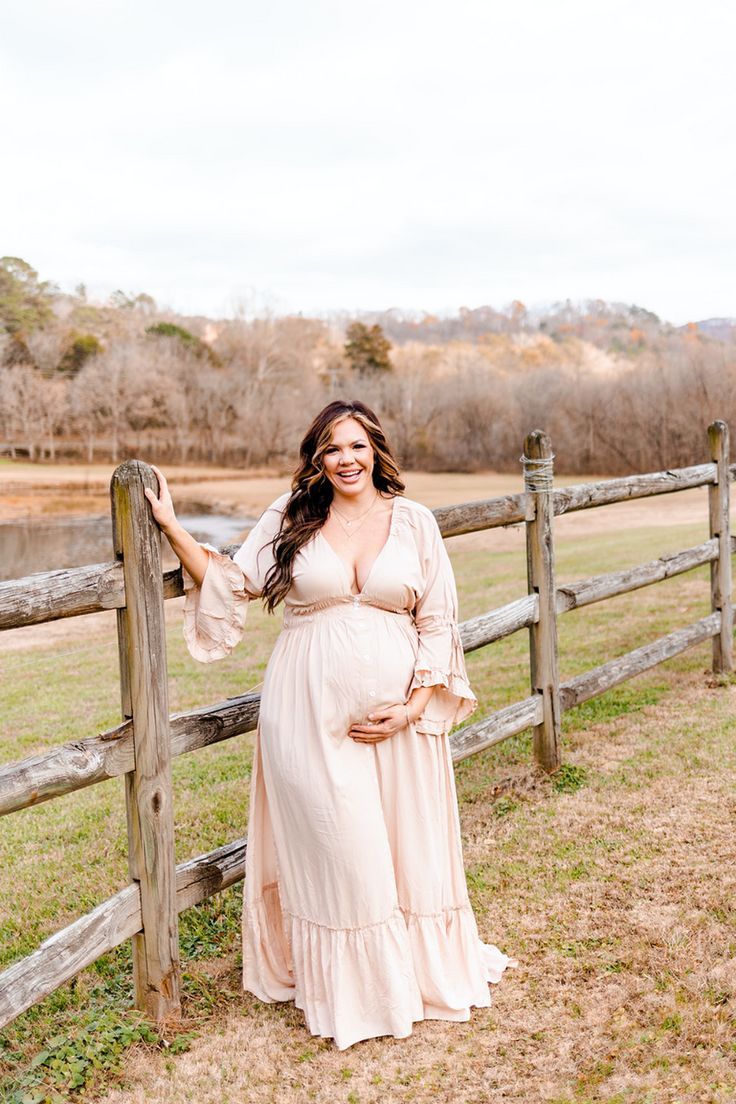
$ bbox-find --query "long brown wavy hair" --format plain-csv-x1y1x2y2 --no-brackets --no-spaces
260,399,405,612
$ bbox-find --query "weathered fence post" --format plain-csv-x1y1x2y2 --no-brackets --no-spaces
110,461,181,1023
523,431,562,772
707,420,733,674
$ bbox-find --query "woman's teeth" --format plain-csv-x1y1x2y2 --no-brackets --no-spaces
338,470,361,481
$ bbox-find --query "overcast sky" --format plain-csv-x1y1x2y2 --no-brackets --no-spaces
2,0,734,324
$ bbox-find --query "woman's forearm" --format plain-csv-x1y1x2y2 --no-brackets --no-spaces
406,683,436,721
143,466,210,587
162,520,210,588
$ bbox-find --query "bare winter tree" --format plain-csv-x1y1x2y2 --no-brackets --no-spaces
69,348,131,463
24,328,68,376
0,366,48,459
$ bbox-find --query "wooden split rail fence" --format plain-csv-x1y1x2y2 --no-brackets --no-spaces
0,421,733,1030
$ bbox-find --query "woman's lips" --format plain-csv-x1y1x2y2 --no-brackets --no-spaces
337,469,362,482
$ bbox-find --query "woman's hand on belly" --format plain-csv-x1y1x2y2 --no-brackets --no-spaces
348,702,412,743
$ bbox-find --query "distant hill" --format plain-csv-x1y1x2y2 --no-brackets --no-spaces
690,318,736,340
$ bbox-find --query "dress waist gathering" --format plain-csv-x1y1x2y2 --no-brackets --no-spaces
282,594,415,628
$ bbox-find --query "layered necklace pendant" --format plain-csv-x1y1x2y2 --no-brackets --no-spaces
330,490,380,539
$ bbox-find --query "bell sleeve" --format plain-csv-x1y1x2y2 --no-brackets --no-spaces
182,491,289,663
408,508,478,736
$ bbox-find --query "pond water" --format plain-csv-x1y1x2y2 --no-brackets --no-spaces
0,513,256,582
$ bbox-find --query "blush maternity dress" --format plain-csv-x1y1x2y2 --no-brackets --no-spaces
182,491,516,1050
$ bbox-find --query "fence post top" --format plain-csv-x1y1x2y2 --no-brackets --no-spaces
110,459,156,491
707,419,728,438
523,429,552,457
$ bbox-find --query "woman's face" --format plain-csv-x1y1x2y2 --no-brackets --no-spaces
321,416,376,499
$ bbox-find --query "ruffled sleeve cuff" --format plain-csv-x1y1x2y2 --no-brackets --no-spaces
408,621,478,736
182,543,250,663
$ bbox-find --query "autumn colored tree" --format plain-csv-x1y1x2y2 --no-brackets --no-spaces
344,322,392,376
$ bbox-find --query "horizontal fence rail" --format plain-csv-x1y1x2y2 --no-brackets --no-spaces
550,462,726,516
1,425,734,1031
559,613,721,709
0,693,262,817
556,539,720,611
0,564,182,631
0,839,247,1027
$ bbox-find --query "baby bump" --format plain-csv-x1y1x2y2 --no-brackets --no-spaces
258,606,419,755
322,606,418,721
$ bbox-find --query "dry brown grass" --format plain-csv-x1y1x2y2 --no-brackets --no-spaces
92,669,736,1104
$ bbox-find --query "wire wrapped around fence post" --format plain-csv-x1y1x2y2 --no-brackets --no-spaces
520,453,556,492
522,432,562,772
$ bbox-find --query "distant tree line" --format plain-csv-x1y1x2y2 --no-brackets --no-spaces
1,256,735,474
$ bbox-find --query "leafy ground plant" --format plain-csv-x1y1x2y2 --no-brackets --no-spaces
3,1009,159,1103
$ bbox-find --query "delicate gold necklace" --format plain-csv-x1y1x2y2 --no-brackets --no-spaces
330,490,380,538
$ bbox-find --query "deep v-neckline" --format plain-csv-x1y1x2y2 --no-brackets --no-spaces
318,495,399,597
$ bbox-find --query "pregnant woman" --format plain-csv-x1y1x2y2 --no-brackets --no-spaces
145,398,517,1050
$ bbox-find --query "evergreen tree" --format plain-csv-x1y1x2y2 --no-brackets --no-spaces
344,322,392,375
0,256,56,335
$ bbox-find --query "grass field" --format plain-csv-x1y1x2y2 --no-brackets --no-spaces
1,474,735,1103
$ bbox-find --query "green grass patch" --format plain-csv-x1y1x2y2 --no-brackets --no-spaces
2,1010,160,1104
561,682,668,730
550,763,589,793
